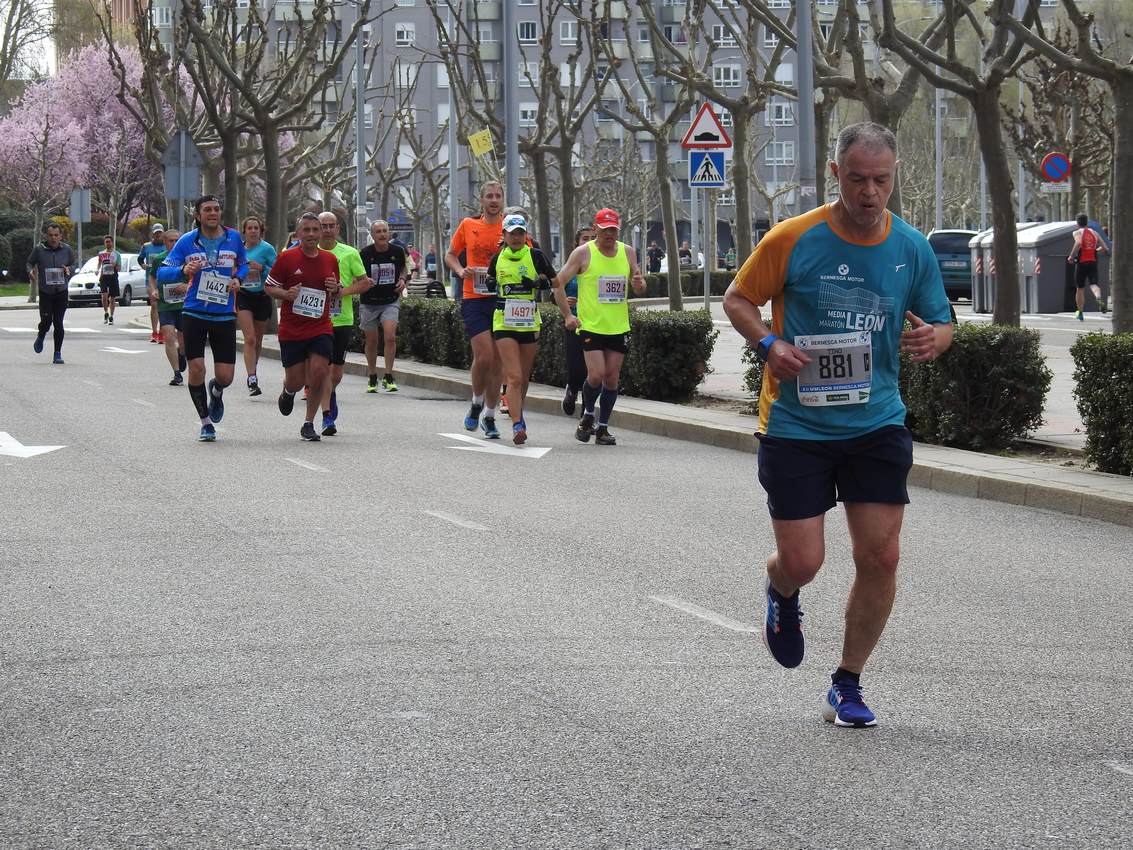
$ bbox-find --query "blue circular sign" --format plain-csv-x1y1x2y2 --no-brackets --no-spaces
1041,152,1071,183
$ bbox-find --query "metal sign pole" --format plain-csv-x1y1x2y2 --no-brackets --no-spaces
178,131,186,232
703,190,710,311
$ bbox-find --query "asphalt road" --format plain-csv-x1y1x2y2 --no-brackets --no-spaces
2,306,1131,848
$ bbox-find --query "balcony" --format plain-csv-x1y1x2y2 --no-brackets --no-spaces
660,82,680,103
661,3,686,24
472,80,498,101
275,1,315,21
597,122,624,140
607,1,628,18
634,41,654,62
470,1,500,20
477,42,500,61
608,40,630,61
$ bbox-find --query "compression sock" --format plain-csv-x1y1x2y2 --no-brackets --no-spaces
188,383,210,422
582,380,601,415
598,387,619,427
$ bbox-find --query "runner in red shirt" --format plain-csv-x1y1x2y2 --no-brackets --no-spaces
1068,213,1109,318
265,211,341,441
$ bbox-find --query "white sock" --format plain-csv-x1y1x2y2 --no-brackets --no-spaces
473,393,485,405
484,406,497,418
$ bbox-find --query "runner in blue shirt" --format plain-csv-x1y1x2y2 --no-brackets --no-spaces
157,195,248,442
237,215,278,396
724,122,953,728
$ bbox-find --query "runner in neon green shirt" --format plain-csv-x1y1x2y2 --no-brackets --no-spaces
317,211,373,435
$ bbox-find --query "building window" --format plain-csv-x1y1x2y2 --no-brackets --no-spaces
520,61,538,87
717,192,735,206
518,21,538,44
719,110,733,127
436,64,449,88
151,5,171,27
395,0,416,5
395,23,415,47
819,22,834,42
711,25,736,47
713,64,741,88
596,100,618,122
560,20,577,45
775,63,794,85
663,25,685,45
767,100,794,126
437,102,450,127
519,103,538,127
766,141,796,166
395,64,418,89
764,27,779,48
364,104,374,129
768,0,790,7
638,26,650,43
637,99,653,121
477,25,495,42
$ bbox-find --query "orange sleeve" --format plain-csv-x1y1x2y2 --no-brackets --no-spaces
449,219,466,255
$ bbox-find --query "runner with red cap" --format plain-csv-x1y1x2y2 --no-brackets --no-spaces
552,208,646,445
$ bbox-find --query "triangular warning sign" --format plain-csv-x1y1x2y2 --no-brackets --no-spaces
693,155,723,184
681,103,732,150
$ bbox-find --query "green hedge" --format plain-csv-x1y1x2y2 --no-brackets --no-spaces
0,211,31,235
900,322,1051,450
83,235,140,253
349,298,717,402
5,229,34,280
1071,332,1133,474
741,324,1050,451
0,234,11,274
635,271,734,299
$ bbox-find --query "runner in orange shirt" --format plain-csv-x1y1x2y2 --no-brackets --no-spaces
444,180,506,438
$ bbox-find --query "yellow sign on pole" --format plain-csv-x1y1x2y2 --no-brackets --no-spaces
468,128,494,157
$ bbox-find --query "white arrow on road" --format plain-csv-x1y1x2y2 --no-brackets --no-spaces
99,347,147,354
0,432,65,459
439,432,551,459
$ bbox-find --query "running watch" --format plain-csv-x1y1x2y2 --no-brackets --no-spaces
757,334,778,361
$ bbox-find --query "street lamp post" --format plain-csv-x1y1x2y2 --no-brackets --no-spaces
795,0,817,212
354,1,366,248
934,85,943,231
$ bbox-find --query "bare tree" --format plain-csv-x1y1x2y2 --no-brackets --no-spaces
0,0,54,109
649,0,792,262
179,0,374,240
994,0,1133,332
880,0,1037,326
587,1,696,309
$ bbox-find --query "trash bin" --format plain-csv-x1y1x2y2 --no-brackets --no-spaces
971,223,1045,314
1016,221,1110,313
969,228,992,313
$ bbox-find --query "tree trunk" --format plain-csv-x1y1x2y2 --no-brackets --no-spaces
221,131,239,228
731,108,754,265
655,151,682,311
261,124,286,246
1109,77,1133,333
814,97,834,208
1069,98,1082,219
531,150,552,260
973,86,1020,326
556,146,576,257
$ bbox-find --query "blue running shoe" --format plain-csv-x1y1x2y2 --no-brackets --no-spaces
198,423,217,442
52,353,64,365
512,419,527,445
33,334,44,354
464,402,483,431
207,379,225,423
762,575,804,668
480,415,500,439
822,675,877,728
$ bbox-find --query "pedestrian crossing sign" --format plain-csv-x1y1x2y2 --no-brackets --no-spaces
689,150,726,188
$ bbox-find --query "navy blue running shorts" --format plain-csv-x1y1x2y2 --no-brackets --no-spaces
280,333,334,368
460,296,496,339
756,425,914,521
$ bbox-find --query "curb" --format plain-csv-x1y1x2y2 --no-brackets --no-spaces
128,317,1133,527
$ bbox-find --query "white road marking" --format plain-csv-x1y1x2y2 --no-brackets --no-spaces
285,457,328,472
1104,761,1133,776
2,327,36,333
66,328,99,333
423,510,489,531
132,399,155,408
649,595,759,634
440,432,552,459
82,380,102,388
0,432,66,459
99,347,147,354
121,328,151,334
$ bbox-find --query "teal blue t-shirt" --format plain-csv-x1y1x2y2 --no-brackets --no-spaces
734,206,951,440
242,240,277,293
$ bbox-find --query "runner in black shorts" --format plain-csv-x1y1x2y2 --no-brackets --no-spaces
156,195,248,442
237,216,278,395
723,122,954,728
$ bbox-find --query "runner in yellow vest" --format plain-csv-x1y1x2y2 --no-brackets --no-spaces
486,213,557,444
551,208,646,445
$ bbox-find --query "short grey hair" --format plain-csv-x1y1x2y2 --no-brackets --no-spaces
834,122,897,166
370,218,389,230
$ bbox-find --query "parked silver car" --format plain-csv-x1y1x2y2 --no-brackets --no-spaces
67,253,147,307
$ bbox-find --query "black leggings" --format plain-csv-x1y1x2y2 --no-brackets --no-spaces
37,289,68,353
564,324,587,394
